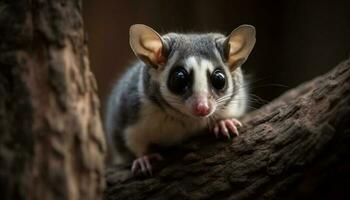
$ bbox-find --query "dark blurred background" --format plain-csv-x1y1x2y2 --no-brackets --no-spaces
83,0,350,116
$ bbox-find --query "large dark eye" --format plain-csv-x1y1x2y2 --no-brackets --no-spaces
168,67,189,94
211,69,226,90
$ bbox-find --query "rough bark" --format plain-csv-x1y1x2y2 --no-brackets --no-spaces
105,58,350,200
0,1,106,200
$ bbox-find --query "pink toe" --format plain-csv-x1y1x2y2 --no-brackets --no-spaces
139,159,147,174
219,121,230,138
131,161,138,175
226,120,239,136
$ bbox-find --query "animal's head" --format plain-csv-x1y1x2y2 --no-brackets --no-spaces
130,24,255,118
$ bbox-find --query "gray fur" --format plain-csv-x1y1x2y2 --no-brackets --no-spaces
105,63,142,163
142,66,172,111
163,33,225,65
163,33,231,100
105,30,250,164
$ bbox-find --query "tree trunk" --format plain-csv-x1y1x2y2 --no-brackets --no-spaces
0,1,106,200
105,58,350,200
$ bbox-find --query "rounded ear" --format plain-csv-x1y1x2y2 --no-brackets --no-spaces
224,25,256,70
129,24,166,69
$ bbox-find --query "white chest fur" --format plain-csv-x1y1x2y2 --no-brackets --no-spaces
124,101,207,157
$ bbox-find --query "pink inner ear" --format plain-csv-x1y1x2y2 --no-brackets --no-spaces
141,39,165,65
227,39,246,69
229,39,244,55
155,49,166,65
142,40,161,51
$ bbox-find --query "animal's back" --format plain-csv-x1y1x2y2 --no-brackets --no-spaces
105,62,143,163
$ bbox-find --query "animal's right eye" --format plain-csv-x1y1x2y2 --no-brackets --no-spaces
168,67,189,94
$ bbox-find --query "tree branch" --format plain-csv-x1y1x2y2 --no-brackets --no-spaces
105,58,350,200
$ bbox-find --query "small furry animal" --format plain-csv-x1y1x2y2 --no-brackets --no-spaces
105,24,256,175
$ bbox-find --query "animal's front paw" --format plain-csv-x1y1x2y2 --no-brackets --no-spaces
131,153,163,176
213,118,242,139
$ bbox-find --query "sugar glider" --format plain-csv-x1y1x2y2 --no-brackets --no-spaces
105,24,256,175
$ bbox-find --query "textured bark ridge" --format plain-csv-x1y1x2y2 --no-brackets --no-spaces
105,58,350,200
0,1,106,200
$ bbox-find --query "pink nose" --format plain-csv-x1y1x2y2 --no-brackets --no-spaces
194,103,210,116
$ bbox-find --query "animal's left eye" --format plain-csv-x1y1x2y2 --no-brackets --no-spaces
211,69,226,90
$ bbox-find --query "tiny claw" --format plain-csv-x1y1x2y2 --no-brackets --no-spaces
231,118,243,127
225,132,231,139
226,120,239,137
131,161,138,175
131,159,143,176
131,153,162,176
219,121,230,139
212,118,243,139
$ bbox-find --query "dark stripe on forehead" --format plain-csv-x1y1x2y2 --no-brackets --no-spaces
206,69,213,97
181,68,194,100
